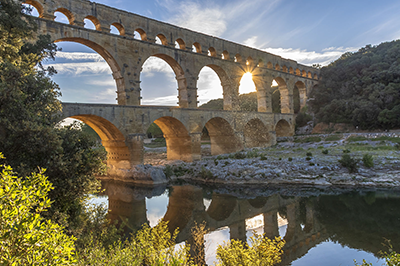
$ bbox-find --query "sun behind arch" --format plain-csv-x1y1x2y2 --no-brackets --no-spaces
239,72,256,94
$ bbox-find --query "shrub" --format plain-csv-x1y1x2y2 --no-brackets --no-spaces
216,234,285,266
199,166,214,180
322,149,329,154
339,154,359,173
306,152,313,157
163,165,174,179
306,157,312,161
246,150,259,158
362,154,374,168
231,152,246,159
288,157,293,161
260,155,268,160
77,220,191,265
0,153,76,265
343,149,351,153
309,162,315,166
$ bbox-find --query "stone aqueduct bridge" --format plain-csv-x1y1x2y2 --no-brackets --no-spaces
105,183,327,265
28,0,319,166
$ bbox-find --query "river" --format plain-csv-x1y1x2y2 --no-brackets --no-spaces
93,180,400,265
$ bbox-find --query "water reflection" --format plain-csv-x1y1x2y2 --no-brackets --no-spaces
101,181,400,265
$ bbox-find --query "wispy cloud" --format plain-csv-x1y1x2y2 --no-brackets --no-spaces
141,95,178,106
244,36,358,66
49,62,112,76
53,52,104,62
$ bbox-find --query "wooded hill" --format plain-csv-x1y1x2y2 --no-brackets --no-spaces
309,40,400,130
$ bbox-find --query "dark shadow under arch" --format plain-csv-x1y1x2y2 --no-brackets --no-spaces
205,117,241,155
65,114,130,167
276,119,292,137
152,116,192,161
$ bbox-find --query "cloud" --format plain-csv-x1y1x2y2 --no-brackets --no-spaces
243,36,358,66
49,62,112,76
142,57,175,75
141,95,178,106
53,52,104,62
165,1,227,36
264,46,358,66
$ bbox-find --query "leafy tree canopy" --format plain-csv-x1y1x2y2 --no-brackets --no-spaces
0,0,106,231
309,40,400,130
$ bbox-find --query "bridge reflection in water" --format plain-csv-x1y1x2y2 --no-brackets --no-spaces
101,181,400,265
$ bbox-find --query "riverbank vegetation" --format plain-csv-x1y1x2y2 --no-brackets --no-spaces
0,0,107,233
310,40,400,130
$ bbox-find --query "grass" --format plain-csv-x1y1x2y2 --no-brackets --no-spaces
294,136,322,143
347,136,368,142
345,145,396,151
325,134,343,141
370,136,400,143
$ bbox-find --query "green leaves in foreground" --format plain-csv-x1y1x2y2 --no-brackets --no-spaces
76,220,191,266
216,234,285,266
0,153,76,265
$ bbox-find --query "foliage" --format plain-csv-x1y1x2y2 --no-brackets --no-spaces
322,149,329,154
146,123,163,138
339,154,359,173
199,166,214,180
306,152,313,157
354,241,400,266
216,234,285,266
362,154,374,168
295,112,313,128
0,153,76,265
200,91,283,113
325,134,342,141
294,136,322,143
0,0,107,231
310,41,400,130
76,220,192,266
347,136,368,142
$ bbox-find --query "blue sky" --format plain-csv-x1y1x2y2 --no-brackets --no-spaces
34,0,400,105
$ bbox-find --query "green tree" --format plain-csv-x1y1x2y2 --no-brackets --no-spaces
0,0,106,231
310,40,400,130
0,153,77,265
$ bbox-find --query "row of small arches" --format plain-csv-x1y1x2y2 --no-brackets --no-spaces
24,0,318,80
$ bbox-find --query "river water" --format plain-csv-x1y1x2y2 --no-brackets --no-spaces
94,180,400,265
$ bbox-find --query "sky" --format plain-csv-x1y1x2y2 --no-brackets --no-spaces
31,0,400,106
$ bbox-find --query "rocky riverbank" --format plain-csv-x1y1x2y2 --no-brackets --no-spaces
102,132,400,188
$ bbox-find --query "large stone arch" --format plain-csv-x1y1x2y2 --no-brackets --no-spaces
196,64,236,110
65,114,130,169
204,117,241,155
275,119,292,137
152,116,192,162
243,118,271,148
53,37,125,104
140,53,188,107
274,77,292,114
24,0,44,17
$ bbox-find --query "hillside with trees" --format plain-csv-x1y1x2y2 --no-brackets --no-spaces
309,40,400,130
199,91,283,113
